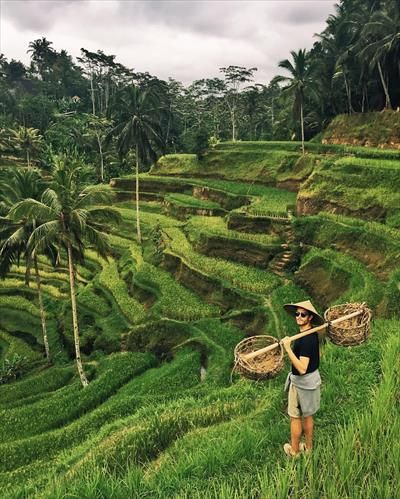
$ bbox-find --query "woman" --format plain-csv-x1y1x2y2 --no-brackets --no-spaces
280,300,324,457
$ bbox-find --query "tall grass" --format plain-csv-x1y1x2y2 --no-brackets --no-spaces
164,227,279,294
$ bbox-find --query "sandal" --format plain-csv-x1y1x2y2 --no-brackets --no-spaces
299,442,311,453
283,443,300,457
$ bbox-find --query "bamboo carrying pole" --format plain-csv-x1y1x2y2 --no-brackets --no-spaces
242,310,363,361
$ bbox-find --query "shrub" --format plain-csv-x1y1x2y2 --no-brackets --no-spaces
0,354,29,385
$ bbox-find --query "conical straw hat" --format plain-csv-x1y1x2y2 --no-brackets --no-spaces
283,300,324,325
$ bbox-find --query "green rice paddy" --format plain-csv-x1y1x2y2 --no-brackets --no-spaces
1,139,399,498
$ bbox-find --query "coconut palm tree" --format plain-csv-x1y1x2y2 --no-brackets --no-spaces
357,2,400,110
9,156,121,386
11,126,43,167
108,84,164,244
27,37,55,80
0,168,53,362
273,49,316,154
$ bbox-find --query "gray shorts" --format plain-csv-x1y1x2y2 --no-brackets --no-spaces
288,383,320,418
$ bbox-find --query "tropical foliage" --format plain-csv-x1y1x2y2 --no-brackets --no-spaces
1,0,399,176
7,156,121,385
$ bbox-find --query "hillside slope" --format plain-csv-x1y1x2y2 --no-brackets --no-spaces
1,139,399,497
320,111,400,148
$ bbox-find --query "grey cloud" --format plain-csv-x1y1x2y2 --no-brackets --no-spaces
117,1,334,37
282,4,336,25
117,0,234,37
2,0,85,31
1,0,337,85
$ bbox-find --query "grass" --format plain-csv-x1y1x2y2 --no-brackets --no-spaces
242,190,296,216
164,226,280,295
20,316,394,499
2,138,400,497
0,365,75,407
299,157,400,219
0,330,42,364
152,149,301,184
165,193,221,210
293,212,400,278
186,216,280,246
296,247,383,310
321,110,400,150
132,261,220,321
93,251,146,325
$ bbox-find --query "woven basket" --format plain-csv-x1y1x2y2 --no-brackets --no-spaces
324,302,371,346
233,335,284,380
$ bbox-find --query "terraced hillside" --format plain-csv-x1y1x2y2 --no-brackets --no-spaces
1,141,399,498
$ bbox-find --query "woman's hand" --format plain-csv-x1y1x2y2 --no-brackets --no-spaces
280,336,292,352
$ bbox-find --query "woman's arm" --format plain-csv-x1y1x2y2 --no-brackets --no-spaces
280,337,310,375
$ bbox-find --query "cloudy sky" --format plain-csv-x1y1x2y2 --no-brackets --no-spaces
0,0,336,85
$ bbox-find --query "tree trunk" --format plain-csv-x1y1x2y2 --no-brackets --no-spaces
362,87,366,113
34,255,51,363
232,108,236,142
377,60,392,110
90,72,96,116
165,104,172,147
27,150,30,168
135,144,142,245
343,72,354,114
67,243,89,387
94,129,104,182
24,255,31,286
105,78,110,115
300,99,305,156
271,97,275,128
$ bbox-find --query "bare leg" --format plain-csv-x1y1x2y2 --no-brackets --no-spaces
303,415,314,450
290,417,302,453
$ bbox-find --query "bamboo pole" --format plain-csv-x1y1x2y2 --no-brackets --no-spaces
242,310,363,361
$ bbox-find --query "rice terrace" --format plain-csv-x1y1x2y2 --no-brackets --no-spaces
0,0,399,498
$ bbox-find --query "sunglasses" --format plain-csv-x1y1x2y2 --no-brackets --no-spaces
295,311,309,318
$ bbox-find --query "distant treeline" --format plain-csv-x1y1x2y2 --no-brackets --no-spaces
0,0,399,177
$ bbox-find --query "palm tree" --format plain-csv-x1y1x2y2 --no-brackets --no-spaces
273,49,316,154
317,16,357,115
108,84,164,244
11,126,43,167
357,2,400,110
27,37,55,80
0,168,53,362
9,156,121,387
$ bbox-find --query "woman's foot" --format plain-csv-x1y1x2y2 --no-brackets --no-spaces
299,442,311,453
283,443,300,457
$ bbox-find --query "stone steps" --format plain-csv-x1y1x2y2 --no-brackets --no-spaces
270,222,296,276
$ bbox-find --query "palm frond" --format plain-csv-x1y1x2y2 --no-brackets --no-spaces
9,199,56,223
76,185,115,209
86,206,122,225
83,225,110,258
27,220,61,254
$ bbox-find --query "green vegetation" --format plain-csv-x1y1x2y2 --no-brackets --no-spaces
293,212,400,278
164,226,279,295
165,193,221,210
243,190,296,216
295,247,383,310
152,148,303,184
186,216,280,246
2,17,400,492
1,140,400,497
322,111,400,148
